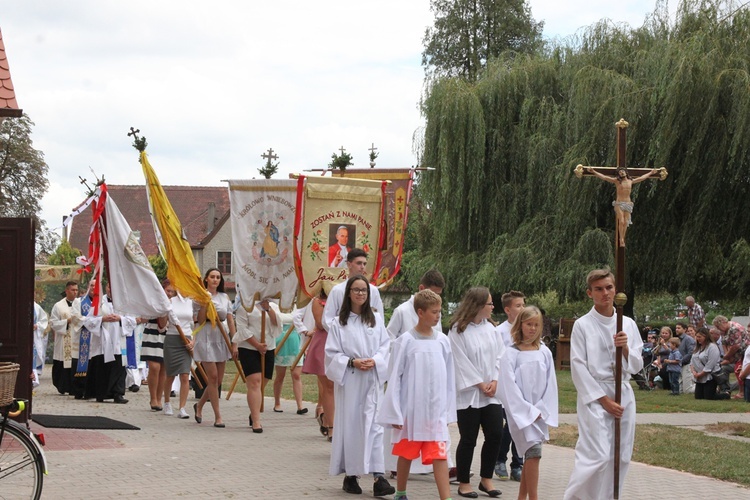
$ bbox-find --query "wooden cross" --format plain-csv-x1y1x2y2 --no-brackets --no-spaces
368,143,377,156
127,127,140,141
339,146,347,156
261,148,278,162
573,118,667,499
574,119,667,248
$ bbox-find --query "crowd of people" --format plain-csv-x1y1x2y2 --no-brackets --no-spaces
30,248,750,499
639,296,750,402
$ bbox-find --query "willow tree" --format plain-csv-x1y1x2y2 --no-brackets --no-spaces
411,0,750,301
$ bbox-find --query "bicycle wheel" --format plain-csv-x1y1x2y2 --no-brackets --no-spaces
0,422,44,500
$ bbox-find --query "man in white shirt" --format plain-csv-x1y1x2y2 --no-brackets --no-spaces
563,269,643,500
386,269,445,340
322,248,384,331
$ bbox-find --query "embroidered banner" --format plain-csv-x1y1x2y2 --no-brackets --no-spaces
332,169,414,286
228,179,298,312
294,176,386,307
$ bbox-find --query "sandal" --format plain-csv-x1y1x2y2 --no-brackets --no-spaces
327,426,333,443
317,412,328,436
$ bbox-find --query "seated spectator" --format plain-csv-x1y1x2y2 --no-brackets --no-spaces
690,327,721,400
712,316,750,399
652,327,673,390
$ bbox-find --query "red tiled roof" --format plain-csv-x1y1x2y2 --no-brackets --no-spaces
67,185,229,256
0,28,22,117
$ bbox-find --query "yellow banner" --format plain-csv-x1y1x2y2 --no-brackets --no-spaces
294,176,386,307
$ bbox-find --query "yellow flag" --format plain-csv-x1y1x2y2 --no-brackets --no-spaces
140,150,218,325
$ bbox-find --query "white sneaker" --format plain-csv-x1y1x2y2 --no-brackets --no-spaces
177,407,190,419
163,402,173,416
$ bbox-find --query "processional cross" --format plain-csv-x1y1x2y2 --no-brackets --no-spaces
574,118,667,499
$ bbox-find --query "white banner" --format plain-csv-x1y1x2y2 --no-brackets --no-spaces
104,191,172,318
228,179,298,312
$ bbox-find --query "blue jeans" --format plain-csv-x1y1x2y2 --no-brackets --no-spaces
668,371,681,394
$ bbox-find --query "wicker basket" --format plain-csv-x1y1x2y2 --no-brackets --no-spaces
0,362,20,407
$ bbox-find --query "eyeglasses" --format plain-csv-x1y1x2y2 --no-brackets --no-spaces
486,302,494,306
350,288,368,295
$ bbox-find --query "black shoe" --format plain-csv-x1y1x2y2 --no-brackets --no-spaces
457,490,478,498
113,395,129,404
193,403,202,424
297,407,309,415
478,482,502,497
342,475,362,494
74,394,84,400
373,476,395,497
170,390,176,397
128,384,140,393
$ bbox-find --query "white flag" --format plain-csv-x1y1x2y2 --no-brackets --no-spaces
227,179,298,312
104,191,171,319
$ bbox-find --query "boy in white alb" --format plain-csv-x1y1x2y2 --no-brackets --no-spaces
385,270,455,479
495,290,526,481
379,290,456,500
563,269,643,500
738,347,750,402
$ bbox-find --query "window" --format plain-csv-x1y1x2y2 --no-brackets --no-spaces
217,251,232,274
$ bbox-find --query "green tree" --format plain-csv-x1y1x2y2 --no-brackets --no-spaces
0,114,59,257
48,240,82,266
422,0,544,82
258,156,279,179
413,0,750,302
148,254,168,281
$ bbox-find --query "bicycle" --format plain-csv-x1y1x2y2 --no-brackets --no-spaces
1,363,47,500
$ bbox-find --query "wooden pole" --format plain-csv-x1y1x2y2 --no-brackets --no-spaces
174,323,208,384
225,371,241,400
260,310,266,413
216,320,245,384
291,335,313,370
612,121,627,500
274,324,295,358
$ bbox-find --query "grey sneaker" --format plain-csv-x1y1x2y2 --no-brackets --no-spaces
495,462,508,480
163,402,173,416
510,466,522,481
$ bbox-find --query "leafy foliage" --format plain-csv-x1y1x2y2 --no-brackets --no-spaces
148,254,168,281
258,155,279,179
413,0,750,302
422,0,544,81
328,150,353,171
48,240,82,266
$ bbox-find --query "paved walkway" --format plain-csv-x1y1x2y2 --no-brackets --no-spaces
24,371,749,499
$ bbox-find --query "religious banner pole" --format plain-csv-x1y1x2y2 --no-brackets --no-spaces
274,324,295,358
260,310,267,412
574,118,667,499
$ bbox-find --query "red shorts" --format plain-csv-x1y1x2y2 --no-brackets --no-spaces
392,439,448,465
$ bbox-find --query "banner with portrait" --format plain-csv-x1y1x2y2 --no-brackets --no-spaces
228,179,298,312
332,168,414,286
294,176,386,307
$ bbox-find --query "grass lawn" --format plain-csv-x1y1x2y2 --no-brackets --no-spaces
550,424,750,486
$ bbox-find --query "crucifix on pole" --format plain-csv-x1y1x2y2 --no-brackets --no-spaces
574,118,667,499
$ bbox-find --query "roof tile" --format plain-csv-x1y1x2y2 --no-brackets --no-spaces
68,185,230,256
0,27,21,112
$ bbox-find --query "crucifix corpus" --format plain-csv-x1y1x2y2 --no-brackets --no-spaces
574,118,667,499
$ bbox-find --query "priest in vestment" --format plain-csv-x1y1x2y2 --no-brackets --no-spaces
49,281,81,395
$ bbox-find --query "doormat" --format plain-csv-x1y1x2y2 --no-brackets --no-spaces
32,414,140,430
